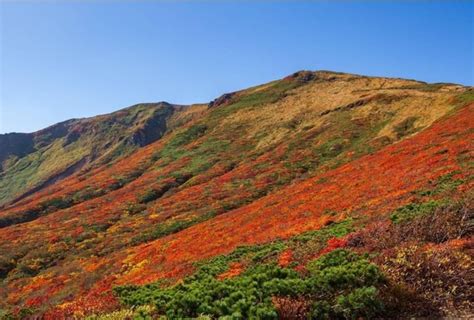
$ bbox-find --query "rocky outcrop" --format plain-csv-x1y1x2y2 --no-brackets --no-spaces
130,104,175,147
284,70,317,83
208,92,237,108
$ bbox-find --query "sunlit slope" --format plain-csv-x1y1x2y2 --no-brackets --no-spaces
0,102,193,206
0,71,472,316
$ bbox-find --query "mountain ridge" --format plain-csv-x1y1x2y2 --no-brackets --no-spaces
0,70,472,319
0,102,182,206
4,69,467,136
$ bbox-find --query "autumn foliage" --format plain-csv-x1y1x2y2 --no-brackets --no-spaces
0,72,472,318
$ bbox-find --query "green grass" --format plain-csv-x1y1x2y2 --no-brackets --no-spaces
208,79,303,120
167,124,208,148
155,124,210,163
394,83,448,92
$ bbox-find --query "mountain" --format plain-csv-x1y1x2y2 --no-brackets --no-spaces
0,103,206,207
0,71,472,319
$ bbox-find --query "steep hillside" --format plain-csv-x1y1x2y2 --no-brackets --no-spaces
0,103,206,207
0,71,472,319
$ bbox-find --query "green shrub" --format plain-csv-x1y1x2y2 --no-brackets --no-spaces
39,197,73,211
432,171,465,194
0,309,13,320
88,222,112,233
309,300,332,319
115,264,293,319
309,286,383,319
0,196,77,228
0,256,15,279
130,213,215,245
122,202,146,215
390,200,441,224
114,249,384,319
137,188,161,204
168,124,208,148
335,286,383,319
306,249,383,292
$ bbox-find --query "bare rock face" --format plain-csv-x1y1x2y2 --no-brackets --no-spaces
208,92,237,108
130,104,175,147
284,70,317,83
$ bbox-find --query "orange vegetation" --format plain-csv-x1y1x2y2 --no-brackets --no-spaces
1,93,472,317
217,262,245,280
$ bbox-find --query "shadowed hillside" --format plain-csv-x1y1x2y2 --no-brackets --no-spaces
0,71,472,319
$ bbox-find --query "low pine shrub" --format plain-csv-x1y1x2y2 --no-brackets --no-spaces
114,249,385,319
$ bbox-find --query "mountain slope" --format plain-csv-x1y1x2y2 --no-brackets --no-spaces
0,103,207,207
0,71,472,319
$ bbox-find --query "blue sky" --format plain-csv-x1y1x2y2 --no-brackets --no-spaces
0,1,472,134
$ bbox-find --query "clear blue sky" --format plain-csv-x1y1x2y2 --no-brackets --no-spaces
0,1,472,134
